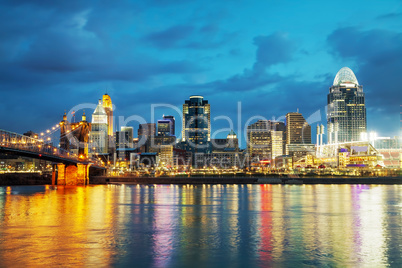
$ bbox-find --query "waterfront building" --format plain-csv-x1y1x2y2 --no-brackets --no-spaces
247,120,285,161
247,120,270,160
153,116,177,164
149,136,176,166
151,145,173,167
316,140,384,168
153,135,176,147
211,130,239,152
204,130,242,168
173,148,192,168
286,112,311,145
138,152,158,168
286,144,315,158
182,96,211,154
90,100,108,154
285,112,312,157
327,67,366,143
163,115,175,136
197,151,244,169
116,126,133,150
138,123,156,153
157,119,173,136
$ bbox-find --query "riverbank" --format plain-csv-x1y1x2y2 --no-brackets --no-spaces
98,176,402,185
0,173,52,185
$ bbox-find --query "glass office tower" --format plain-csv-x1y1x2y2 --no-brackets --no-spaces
182,96,211,153
327,67,366,143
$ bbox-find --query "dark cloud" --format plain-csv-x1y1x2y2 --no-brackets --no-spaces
0,11,202,89
19,32,107,72
144,23,238,50
328,27,402,135
327,27,402,104
200,32,296,93
145,25,195,48
253,32,295,71
376,12,402,20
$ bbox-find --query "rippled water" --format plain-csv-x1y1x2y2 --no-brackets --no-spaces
0,184,401,267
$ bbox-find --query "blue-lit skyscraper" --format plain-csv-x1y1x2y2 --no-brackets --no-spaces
182,96,211,154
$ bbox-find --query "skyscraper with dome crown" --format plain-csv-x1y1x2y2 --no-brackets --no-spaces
327,67,367,143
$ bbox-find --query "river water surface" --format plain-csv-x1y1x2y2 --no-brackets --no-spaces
0,184,401,267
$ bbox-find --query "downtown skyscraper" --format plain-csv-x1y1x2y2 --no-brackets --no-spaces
327,67,367,143
285,112,312,156
90,99,109,154
182,95,211,154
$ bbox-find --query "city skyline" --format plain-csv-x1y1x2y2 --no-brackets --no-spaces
1,0,401,141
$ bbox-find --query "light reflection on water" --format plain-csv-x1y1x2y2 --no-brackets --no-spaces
0,184,401,267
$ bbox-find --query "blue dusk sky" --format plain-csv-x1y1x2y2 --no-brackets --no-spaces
1,0,401,147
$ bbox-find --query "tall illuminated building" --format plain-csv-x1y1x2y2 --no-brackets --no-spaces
182,95,211,154
163,115,175,136
138,123,156,153
102,94,113,137
90,99,108,154
285,112,312,156
327,67,366,142
286,112,311,144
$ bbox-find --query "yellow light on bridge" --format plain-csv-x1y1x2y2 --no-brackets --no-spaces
46,130,50,133
41,133,44,136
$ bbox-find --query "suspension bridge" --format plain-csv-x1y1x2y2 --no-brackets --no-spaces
0,127,105,185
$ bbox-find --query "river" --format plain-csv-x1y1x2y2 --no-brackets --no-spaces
0,184,401,267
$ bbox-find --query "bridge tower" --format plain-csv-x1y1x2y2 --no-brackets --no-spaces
59,111,91,158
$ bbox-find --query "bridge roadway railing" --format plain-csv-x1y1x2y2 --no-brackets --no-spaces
0,129,103,167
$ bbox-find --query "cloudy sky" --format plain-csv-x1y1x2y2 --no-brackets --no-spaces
1,0,401,147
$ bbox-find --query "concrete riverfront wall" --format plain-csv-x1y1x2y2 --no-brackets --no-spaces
0,173,52,185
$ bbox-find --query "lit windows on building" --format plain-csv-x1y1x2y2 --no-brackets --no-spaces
327,67,367,143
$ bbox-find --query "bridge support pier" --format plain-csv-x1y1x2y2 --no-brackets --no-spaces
56,163,90,186
77,163,89,185
52,165,57,186
65,165,77,185
57,164,66,185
